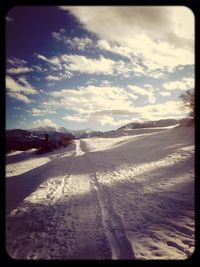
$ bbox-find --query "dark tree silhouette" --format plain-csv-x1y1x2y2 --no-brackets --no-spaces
180,89,194,121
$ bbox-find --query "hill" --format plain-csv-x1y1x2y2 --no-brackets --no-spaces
117,119,180,130
6,124,194,259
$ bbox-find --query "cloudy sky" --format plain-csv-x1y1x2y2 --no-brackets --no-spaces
6,6,194,131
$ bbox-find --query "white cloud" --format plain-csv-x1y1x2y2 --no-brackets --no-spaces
51,31,62,42
46,75,62,81
62,115,87,122
37,52,134,77
7,92,32,104
67,37,93,50
128,85,156,103
60,7,171,40
17,76,31,87
60,6,194,72
48,57,62,70
31,108,56,116
6,75,38,95
62,113,130,127
124,34,193,73
51,28,66,42
51,85,134,114
7,58,32,76
132,63,145,76
7,67,33,74
62,54,115,75
61,54,143,77
47,82,55,87
52,28,93,50
98,116,131,126
169,7,194,40
163,77,194,90
33,119,59,128
85,78,98,85
41,100,61,110
97,40,132,59
100,80,112,86
6,75,37,103
63,6,194,46
135,101,187,120
32,65,44,72
62,54,136,78
46,72,73,81
49,84,184,123
159,92,171,97
44,82,187,126
97,40,111,51
36,53,62,70
36,54,49,62
36,51,170,79
7,58,27,66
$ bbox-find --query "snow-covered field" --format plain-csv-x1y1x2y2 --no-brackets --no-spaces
6,125,195,259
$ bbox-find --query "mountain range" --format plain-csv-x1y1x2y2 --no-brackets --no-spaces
6,118,191,153
29,126,103,139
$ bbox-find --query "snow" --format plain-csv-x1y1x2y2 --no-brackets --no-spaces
6,125,194,259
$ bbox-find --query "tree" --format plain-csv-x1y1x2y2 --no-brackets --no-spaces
180,89,194,121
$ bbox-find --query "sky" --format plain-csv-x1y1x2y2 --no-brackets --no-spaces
6,6,194,131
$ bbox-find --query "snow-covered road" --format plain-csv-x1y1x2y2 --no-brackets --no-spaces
6,126,194,259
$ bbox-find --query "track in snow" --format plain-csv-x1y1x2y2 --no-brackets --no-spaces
80,140,135,259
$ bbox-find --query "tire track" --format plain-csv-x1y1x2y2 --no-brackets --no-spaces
80,140,135,259
50,152,76,204
46,150,76,238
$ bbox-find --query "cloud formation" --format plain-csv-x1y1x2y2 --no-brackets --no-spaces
163,78,194,90
7,58,27,67
37,52,137,78
60,6,194,72
7,67,34,74
52,29,93,50
45,83,188,126
6,7,194,130
31,108,56,116
128,85,156,103
36,53,62,70
61,6,193,45
159,92,171,97
6,75,38,103
51,85,133,114
62,54,115,75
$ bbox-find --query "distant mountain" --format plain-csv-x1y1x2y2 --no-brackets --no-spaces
117,119,181,131
29,126,102,139
30,126,67,133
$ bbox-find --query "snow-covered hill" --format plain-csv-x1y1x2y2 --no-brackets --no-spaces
117,118,188,131
6,125,194,259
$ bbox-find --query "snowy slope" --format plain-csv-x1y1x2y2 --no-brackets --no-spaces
6,125,194,259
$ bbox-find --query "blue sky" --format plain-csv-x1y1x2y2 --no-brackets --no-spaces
6,6,194,131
